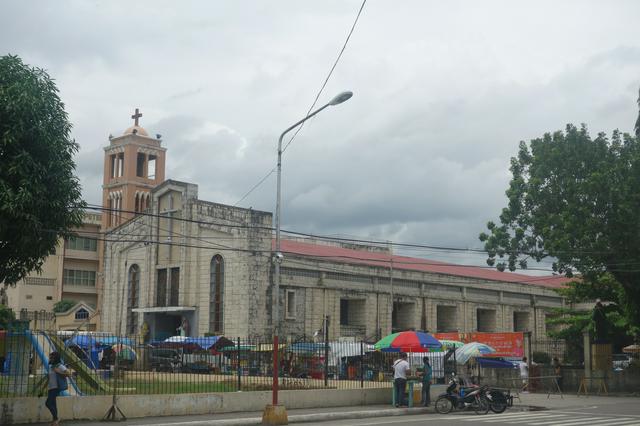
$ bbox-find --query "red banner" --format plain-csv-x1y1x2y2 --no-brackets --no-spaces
432,332,461,342
433,332,524,358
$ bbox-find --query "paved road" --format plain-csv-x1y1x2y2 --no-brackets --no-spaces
299,411,640,426
299,406,640,426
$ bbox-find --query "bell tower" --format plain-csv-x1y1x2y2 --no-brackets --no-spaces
101,108,167,230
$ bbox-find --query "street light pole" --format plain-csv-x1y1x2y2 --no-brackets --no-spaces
272,91,353,335
266,90,353,424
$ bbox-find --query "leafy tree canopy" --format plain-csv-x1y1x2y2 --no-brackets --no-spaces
480,118,640,328
546,274,634,353
0,304,15,330
53,299,77,313
0,55,84,286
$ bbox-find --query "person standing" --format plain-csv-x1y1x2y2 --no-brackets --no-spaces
392,352,411,407
420,356,432,407
552,357,562,392
519,356,529,393
45,351,73,426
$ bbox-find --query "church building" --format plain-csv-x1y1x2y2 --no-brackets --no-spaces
100,112,568,341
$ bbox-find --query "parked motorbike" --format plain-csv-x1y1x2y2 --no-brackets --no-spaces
486,388,508,413
435,375,489,415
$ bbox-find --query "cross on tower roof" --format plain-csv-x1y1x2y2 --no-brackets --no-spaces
131,108,143,126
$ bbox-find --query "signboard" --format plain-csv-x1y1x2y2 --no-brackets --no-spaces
433,332,524,358
432,332,461,342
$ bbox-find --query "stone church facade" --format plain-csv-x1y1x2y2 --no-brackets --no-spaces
101,180,273,339
99,110,567,341
100,179,566,341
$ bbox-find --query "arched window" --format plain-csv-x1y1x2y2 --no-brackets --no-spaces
107,198,113,226
127,264,140,335
134,193,140,213
75,308,89,320
209,255,224,333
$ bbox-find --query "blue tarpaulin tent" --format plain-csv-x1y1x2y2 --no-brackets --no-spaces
65,335,135,369
150,335,233,352
66,335,134,349
477,357,515,369
184,336,227,350
288,343,327,353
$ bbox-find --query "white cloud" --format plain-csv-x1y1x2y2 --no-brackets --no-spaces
2,0,640,272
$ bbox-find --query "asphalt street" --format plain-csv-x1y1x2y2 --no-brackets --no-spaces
298,402,640,426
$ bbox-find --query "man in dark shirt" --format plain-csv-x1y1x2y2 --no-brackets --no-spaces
421,357,433,406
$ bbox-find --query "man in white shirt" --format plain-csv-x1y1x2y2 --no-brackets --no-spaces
519,356,529,392
392,352,411,407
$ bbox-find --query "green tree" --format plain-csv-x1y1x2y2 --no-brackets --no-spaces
546,274,634,357
53,299,77,313
479,119,640,329
0,304,15,329
0,55,84,286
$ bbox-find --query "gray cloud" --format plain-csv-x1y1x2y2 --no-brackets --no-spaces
2,1,640,272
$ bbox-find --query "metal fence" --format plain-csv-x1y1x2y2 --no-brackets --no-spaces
0,330,446,397
531,338,581,366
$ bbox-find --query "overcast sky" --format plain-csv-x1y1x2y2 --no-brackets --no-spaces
2,1,640,272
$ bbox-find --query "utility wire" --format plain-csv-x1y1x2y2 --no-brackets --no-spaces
233,0,367,206
43,226,577,276
281,0,366,154
83,204,625,259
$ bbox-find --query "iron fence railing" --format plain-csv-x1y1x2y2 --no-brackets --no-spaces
0,330,446,397
0,323,577,398
531,338,580,366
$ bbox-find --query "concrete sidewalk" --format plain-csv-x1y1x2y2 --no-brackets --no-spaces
514,392,640,410
37,393,639,426
38,405,431,426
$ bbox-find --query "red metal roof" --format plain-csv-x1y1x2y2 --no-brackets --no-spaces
276,239,571,289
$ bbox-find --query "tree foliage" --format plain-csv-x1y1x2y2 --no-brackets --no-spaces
479,120,640,328
545,274,634,351
0,55,84,286
53,299,77,313
0,304,15,330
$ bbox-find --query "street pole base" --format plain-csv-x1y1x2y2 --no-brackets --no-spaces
103,402,127,422
262,404,288,425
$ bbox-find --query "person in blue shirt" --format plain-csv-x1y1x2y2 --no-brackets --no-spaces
421,357,433,407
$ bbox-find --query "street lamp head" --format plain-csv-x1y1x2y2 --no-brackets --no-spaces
328,91,353,106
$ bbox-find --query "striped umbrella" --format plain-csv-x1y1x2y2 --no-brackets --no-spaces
439,339,464,349
374,331,441,353
454,342,496,364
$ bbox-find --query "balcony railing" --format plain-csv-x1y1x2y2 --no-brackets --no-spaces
24,277,55,286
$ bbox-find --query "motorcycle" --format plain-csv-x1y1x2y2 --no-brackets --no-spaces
456,383,509,413
486,388,509,413
435,375,489,415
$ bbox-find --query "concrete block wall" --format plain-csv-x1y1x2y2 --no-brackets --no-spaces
0,387,396,425
349,298,367,326
393,300,416,330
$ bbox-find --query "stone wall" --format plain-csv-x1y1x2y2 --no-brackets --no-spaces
1,387,399,424
278,255,564,341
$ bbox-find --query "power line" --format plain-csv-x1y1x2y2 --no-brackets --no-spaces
70,230,576,278
233,168,276,207
82,204,622,258
233,0,367,206
281,0,367,154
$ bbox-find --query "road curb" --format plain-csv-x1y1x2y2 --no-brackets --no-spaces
153,407,432,426
152,405,545,426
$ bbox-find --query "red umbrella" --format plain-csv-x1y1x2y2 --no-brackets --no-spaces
374,331,442,352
